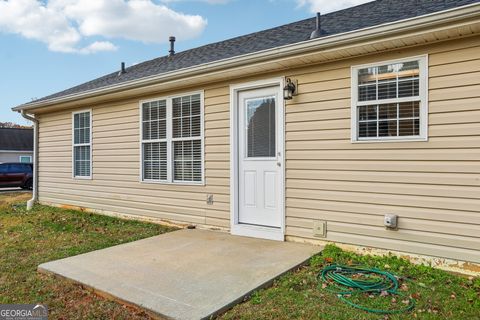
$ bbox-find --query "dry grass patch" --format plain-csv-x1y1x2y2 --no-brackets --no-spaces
0,193,174,319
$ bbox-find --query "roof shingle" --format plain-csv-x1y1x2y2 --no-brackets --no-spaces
0,128,33,151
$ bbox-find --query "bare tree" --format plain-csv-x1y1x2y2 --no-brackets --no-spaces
0,122,33,129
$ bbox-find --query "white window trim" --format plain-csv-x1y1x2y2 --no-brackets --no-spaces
19,155,32,163
72,109,92,179
139,90,205,185
351,55,429,143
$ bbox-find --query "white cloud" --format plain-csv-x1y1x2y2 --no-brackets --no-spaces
79,41,119,54
52,0,207,43
203,0,230,3
296,0,374,14
161,0,230,4
0,0,84,53
0,0,208,54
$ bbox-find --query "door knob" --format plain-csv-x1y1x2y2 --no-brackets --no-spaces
277,162,281,167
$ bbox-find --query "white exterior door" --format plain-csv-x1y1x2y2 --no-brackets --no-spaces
237,86,283,229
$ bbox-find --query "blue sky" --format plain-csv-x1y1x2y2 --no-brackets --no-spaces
0,0,370,125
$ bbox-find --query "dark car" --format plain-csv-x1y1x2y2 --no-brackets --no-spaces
0,162,33,189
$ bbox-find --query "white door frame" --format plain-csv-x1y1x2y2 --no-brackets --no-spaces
229,77,285,241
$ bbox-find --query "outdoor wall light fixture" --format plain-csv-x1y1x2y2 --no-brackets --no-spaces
283,78,297,100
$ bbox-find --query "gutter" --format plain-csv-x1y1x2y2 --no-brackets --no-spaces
12,2,480,112
19,111,38,210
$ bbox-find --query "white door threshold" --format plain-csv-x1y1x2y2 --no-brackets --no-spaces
231,224,284,241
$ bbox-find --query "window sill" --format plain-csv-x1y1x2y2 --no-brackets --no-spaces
73,176,92,180
351,136,428,144
141,180,205,186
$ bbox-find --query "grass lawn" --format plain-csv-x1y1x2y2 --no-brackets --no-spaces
222,246,480,320
0,192,176,319
1,193,478,319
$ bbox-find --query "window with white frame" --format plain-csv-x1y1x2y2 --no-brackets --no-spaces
73,111,91,178
141,93,203,183
352,56,427,141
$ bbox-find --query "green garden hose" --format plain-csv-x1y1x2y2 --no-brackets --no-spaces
318,264,415,314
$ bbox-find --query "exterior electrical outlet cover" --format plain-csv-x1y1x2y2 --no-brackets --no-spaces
207,194,214,205
313,221,327,238
384,214,398,229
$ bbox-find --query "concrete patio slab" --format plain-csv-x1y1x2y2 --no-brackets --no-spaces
38,229,321,320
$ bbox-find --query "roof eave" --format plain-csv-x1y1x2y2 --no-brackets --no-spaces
12,2,480,112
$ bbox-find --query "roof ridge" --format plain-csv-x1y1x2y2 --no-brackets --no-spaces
123,15,318,72
125,1,380,70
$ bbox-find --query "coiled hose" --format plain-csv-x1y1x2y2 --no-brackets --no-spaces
318,264,415,314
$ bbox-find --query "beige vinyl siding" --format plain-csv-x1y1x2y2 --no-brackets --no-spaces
36,35,480,263
284,36,480,263
38,85,231,228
